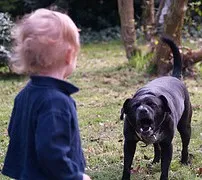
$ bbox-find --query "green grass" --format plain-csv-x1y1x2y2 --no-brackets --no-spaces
0,41,202,180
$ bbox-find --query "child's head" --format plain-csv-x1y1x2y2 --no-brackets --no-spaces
10,8,80,75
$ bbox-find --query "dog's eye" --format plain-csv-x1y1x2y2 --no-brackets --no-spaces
147,102,157,108
133,103,140,108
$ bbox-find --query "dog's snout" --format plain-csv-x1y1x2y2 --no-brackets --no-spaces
137,105,148,114
136,105,150,121
140,108,148,114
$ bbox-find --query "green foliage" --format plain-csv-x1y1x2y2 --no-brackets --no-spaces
62,0,120,30
80,26,121,44
24,0,55,10
0,0,24,16
189,1,202,16
184,0,202,38
128,51,154,72
195,62,202,77
22,0,120,30
0,0,20,12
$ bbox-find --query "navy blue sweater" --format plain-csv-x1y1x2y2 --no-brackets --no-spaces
2,76,86,180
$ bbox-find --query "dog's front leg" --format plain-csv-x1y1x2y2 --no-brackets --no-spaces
152,143,161,164
122,140,137,180
159,142,173,180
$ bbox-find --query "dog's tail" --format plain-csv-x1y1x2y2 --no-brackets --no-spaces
161,36,182,79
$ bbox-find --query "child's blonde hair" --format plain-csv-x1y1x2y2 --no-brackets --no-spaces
10,8,80,74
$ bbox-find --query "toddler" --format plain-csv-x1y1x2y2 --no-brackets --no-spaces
2,8,91,180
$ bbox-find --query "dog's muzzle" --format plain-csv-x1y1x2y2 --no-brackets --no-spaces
136,105,154,135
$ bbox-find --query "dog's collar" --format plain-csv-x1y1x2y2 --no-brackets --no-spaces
126,112,168,145
152,112,168,136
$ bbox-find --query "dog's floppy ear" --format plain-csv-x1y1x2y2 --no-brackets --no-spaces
159,95,171,113
120,98,132,120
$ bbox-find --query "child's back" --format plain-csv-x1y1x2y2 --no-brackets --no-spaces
3,76,85,179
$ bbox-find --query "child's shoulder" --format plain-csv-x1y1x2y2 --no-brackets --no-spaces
16,80,73,108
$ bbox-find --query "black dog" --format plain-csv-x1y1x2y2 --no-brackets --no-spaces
120,37,192,180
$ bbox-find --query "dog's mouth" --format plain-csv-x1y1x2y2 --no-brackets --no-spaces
139,123,156,144
140,126,152,133
140,126,153,137
139,119,154,137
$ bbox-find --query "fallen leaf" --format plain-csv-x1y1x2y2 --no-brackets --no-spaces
199,167,202,175
130,165,140,174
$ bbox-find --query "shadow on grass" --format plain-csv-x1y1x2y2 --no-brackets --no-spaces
0,72,26,81
87,165,122,180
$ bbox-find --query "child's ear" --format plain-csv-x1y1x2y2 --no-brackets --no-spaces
65,48,75,65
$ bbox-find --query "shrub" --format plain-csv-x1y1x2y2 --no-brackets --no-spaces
183,1,202,39
0,12,13,66
80,26,121,44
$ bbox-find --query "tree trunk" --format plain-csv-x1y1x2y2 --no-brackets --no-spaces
118,0,138,59
142,0,155,41
155,0,166,34
183,48,202,68
153,0,188,75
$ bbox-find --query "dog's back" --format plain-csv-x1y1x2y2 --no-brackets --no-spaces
135,37,188,127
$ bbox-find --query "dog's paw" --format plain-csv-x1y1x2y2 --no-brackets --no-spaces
121,175,130,180
152,158,160,164
181,153,194,165
180,160,189,165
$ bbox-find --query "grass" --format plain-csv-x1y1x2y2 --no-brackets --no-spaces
0,40,202,180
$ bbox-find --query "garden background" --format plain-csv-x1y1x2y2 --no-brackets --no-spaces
0,0,202,179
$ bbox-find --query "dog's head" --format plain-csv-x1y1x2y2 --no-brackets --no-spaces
120,94,171,142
